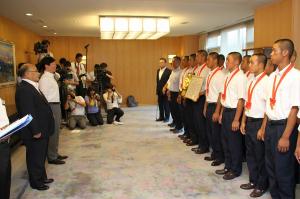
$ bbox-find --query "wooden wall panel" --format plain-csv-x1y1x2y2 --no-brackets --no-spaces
42,36,193,104
0,16,40,114
254,0,293,48
292,0,300,67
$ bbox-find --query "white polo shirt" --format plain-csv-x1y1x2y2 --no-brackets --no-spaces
221,69,247,108
167,67,182,92
0,98,9,128
266,65,300,120
244,72,269,118
39,71,60,103
194,63,210,93
206,67,225,103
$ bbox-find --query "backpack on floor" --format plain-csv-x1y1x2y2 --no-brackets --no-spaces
127,95,138,107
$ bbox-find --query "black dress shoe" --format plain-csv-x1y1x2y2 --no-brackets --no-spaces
186,141,198,146
172,129,182,134
215,168,229,175
204,156,215,161
240,182,255,190
183,139,192,143
168,123,176,127
48,159,65,165
169,128,176,132
194,148,209,154
156,118,164,122
191,147,199,151
44,178,54,184
250,189,266,198
211,160,224,166
223,171,238,180
32,184,49,191
57,155,68,160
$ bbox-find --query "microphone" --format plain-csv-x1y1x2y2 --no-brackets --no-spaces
84,44,90,48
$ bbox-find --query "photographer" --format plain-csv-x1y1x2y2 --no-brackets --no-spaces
88,63,113,94
71,53,87,97
103,84,124,125
63,61,79,91
65,90,87,130
35,40,54,63
85,87,104,126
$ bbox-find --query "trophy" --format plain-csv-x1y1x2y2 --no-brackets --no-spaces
181,73,193,97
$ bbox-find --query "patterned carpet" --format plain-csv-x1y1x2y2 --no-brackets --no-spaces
14,106,300,198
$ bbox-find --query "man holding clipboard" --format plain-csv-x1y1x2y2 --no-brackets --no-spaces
0,97,11,199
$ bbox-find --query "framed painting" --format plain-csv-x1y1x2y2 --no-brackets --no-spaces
0,39,16,86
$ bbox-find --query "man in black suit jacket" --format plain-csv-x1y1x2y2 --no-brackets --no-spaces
156,58,171,122
15,64,55,191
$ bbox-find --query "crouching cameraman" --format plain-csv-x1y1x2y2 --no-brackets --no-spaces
64,90,87,130
103,84,124,125
85,87,104,126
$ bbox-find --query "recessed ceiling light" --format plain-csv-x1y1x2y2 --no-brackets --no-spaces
42,25,48,28
25,13,33,16
54,32,57,35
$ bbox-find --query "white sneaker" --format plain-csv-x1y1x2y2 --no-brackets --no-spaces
114,121,124,125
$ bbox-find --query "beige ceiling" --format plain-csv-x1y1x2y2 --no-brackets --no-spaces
0,0,275,37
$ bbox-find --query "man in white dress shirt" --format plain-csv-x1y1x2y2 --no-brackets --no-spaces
239,54,269,198
39,57,68,165
264,39,300,199
166,56,182,133
0,97,11,199
216,52,246,180
71,53,87,97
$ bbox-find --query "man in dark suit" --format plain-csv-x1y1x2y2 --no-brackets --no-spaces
156,58,171,122
15,63,55,191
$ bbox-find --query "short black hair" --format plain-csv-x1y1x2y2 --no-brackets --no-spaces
218,54,225,61
41,40,50,46
59,58,67,65
183,56,189,61
159,57,167,63
197,49,208,59
243,55,251,59
274,38,294,59
208,52,219,60
65,61,71,67
173,56,181,63
75,53,83,59
228,52,242,64
252,53,268,68
190,53,196,61
38,56,56,72
100,62,108,69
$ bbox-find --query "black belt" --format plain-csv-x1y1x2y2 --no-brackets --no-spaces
207,103,217,107
247,117,263,122
267,119,287,126
223,107,236,112
49,102,60,105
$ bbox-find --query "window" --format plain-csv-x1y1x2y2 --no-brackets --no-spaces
206,20,254,56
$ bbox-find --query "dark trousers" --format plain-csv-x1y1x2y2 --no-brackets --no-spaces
245,118,268,190
23,138,48,188
186,99,197,143
169,92,182,130
206,103,224,161
87,112,104,126
180,99,190,138
157,94,170,120
192,96,208,149
265,121,297,199
222,108,243,176
0,141,11,199
107,108,124,124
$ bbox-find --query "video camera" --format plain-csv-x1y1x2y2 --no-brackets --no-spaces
34,40,50,54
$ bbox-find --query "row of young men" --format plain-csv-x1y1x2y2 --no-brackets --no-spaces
156,38,299,198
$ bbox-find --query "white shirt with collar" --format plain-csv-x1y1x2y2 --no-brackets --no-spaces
39,71,60,103
71,62,87,88
194,63,210,93
221,69,247,108
22,79,40,92
244,72,269,118
167,67,182,92
103,92,122,110
266,64,300,120
0,98,9,128
206,67,225,103
158,67,167,80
